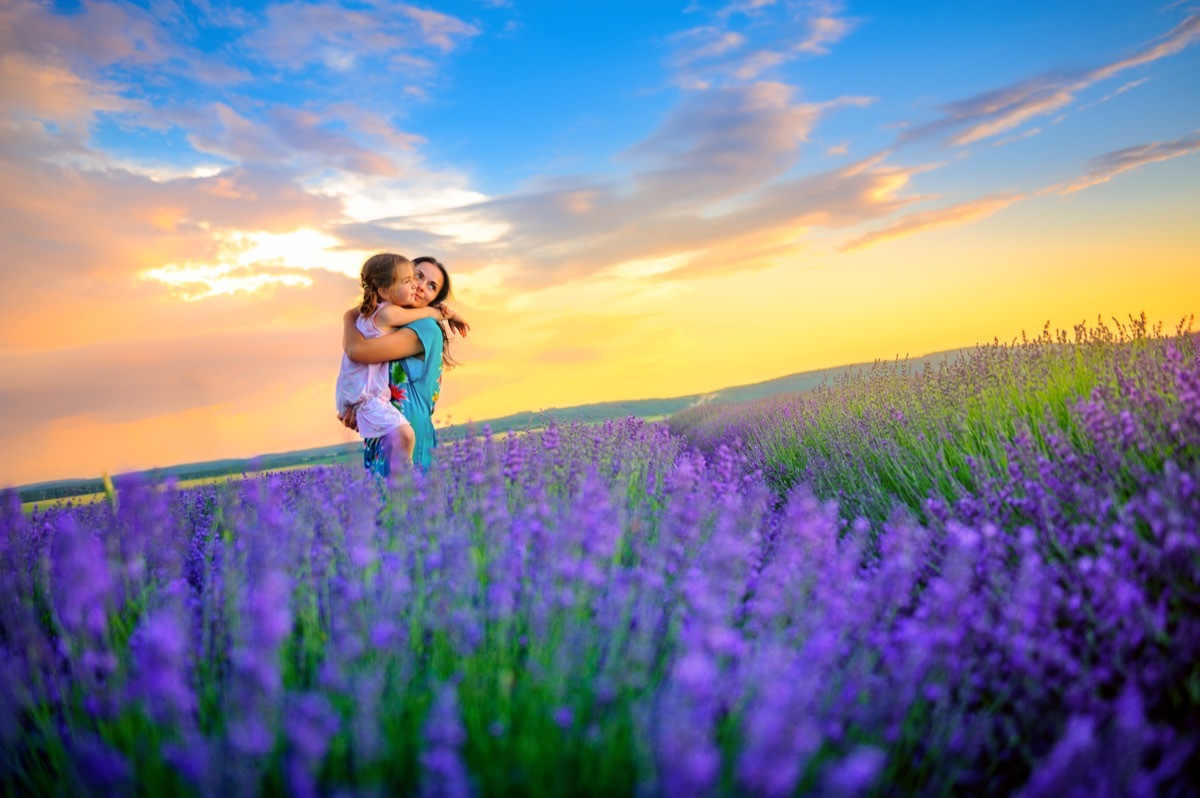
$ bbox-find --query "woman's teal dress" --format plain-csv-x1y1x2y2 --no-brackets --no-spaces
363,318,444,474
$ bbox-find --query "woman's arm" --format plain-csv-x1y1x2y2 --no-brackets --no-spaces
343,308,424,363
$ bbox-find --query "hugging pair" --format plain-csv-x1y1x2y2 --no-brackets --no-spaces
335,254,468,473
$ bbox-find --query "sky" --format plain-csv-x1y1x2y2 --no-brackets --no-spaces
2,0,1199,486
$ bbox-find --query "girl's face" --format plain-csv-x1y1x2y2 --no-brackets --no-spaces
383,262,418,307
410,261,445,308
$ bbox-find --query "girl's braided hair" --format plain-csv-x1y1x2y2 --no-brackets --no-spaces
359,253,411,317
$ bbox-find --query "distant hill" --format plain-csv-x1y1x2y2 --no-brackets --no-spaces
14,443,364,505
14,348,966,502
688,349,959,406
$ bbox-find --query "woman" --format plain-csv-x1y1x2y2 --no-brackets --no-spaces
340,256,466,472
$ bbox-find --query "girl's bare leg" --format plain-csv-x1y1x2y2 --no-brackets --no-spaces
388,424,416,473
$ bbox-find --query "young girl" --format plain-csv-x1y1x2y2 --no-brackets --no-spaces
335,253,450,471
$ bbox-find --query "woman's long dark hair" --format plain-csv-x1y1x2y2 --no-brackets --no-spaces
413,256,459,369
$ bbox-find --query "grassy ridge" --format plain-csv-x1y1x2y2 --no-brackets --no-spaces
671,315,1198,524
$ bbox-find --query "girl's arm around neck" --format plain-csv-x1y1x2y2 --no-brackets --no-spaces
343,308,424,364
374,304,443,331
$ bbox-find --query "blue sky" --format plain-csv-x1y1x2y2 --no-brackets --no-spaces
2,0,1199,484
56,1,1200,197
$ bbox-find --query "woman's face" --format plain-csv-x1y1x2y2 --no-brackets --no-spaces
410,261,445,308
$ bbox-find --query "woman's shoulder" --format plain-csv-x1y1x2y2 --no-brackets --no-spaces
406,316,439,333
406,316,443,354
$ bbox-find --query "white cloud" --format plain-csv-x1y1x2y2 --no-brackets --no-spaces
141,227,370,299
142,264,314,300
244,0,479,72
667,0,859,88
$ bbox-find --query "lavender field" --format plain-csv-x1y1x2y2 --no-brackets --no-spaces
3,319,1198,797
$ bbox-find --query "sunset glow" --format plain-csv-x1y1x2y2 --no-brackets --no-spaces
2,0,1198,486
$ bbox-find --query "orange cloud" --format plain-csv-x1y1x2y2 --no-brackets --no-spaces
0,53,133,126
334,95,899,288
839,193,1023,251
0,155,343,343
1055,130,1200,195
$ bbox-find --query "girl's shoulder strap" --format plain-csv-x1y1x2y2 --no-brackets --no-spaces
369,301,391,321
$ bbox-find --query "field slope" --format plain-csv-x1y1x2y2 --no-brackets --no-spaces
15,348,963,503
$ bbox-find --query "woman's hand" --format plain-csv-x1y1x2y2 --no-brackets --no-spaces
338,405,359,432
435,303,471,337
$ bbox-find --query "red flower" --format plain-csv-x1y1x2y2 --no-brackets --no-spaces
390,385,408,403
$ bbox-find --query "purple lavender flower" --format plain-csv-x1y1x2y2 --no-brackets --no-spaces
5,326,1200,796
50,517,113,639
129,606,194,722
552,705,574,730
420,683,472,798
822,746,887,797
285,693,341,798
69,734,132,794
162,730,212,786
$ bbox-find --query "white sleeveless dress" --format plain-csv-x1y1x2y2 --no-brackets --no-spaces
334,304,408,439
